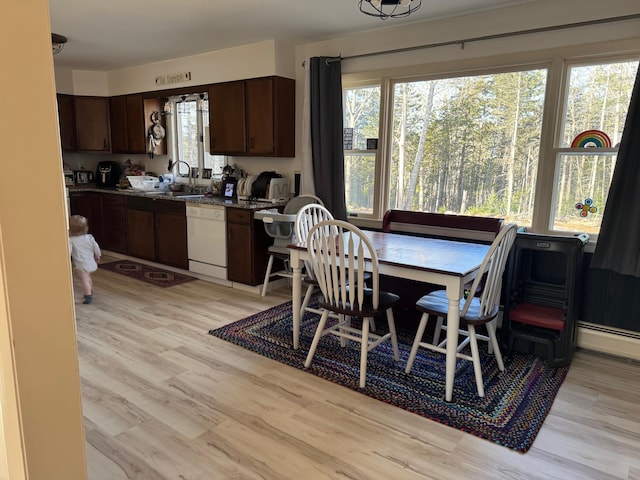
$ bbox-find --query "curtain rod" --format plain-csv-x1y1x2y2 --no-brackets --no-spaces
308,13,640,66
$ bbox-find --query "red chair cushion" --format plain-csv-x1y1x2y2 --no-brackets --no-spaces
509,303,565,331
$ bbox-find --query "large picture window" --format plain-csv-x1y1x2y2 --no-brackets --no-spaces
343,53,639,238
388,69,547,225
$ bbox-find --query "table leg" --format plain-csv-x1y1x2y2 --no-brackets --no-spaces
290,250,302,350
445,291,461,402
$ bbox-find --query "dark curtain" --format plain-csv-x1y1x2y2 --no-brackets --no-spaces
585,65,640,331
309,56,347,220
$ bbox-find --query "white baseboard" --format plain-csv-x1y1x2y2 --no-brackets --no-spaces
577,323,640,361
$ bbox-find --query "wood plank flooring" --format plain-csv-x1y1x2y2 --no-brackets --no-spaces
74,256,640,479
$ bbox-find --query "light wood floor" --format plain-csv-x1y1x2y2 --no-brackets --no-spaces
74,255,640,480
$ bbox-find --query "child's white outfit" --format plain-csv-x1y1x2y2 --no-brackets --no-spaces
69,234,101,273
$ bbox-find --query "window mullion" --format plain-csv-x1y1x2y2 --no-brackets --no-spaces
532,57,564,233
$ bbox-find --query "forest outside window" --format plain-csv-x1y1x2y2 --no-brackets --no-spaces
343,52,639,238
343,85,381,216
387,68,547,226
551,59,639,235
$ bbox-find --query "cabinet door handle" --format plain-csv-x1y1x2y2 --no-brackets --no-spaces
250,137,255,149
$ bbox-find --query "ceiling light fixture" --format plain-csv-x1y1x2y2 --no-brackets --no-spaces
358,0,422,19
52,33,67,55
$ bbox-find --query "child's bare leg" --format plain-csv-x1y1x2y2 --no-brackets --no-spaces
77,270,92,295
77,270,93,303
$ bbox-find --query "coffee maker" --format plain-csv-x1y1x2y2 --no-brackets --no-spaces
96,161,121,187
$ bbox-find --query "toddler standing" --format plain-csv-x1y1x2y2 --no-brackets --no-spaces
68,215,101,304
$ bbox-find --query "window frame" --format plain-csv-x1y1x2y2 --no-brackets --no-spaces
343,46,640,241
166,93,226,184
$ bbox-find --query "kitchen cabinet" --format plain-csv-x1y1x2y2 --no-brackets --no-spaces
208,76,295,157
70,192,128,254
127,209,155,260
109,94,145,154
100,194,128,254
110,95,166,155
208,81,246,154
69,191,103,244
155,211,187,268
74,96,111,152
226,207,273,285
57,94,77,152
126,196,188,269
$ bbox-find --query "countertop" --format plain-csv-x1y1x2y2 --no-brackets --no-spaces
68,185,287,210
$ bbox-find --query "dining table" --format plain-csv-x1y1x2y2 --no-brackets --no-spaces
288,230,490,402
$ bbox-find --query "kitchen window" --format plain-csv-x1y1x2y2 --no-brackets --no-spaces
343,52,639,238
166,94,226,180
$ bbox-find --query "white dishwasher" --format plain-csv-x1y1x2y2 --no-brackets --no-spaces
186,204,227,280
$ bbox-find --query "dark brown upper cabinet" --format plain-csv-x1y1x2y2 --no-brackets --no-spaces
74,96,111,152
109,94,145,154
110,94,166,155
208,76,295,157
56,94,77,152
208,81,246,155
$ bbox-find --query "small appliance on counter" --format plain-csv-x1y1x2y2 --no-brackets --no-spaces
244,171,290,202
266,178,290,201
96,161,121,187
63,166,75,186
73,170,94,185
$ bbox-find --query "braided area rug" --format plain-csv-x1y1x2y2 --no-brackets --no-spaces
209,299,569,452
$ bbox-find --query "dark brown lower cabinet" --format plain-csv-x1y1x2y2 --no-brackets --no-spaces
127,209,155,261
155,211,187,269
69,191,103,244
226,207,272,285
100,194,128,253
126,197,188,269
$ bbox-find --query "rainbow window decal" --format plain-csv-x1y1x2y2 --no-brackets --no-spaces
570,129,612,148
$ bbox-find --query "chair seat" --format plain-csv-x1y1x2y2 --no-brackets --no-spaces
318,288,399,318
416,289,499,325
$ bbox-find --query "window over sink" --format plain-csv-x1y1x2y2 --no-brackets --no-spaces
166,93,226,181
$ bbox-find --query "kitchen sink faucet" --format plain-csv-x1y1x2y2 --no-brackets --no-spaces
168,159,197,193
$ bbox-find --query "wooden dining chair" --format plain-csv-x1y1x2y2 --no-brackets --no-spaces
303,220,400,388
404,223,518,397
295,203,335,318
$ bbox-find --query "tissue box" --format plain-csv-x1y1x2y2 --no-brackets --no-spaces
127,176,160,191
